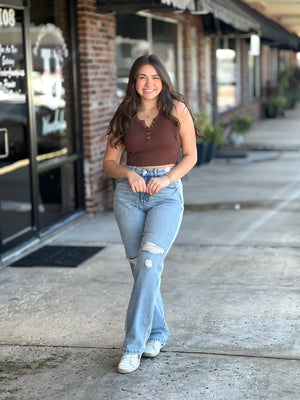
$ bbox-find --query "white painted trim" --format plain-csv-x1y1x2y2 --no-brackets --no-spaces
137,10,178,25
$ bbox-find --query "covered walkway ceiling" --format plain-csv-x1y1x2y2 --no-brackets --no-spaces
243,0,300,37
96,0,300,50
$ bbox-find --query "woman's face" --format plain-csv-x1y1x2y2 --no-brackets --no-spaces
135,64,162,102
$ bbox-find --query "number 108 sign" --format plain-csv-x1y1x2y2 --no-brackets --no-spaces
0,8,16,28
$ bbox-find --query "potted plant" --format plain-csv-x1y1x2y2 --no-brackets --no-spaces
262,96,287,118
195,109,209,166
205,124,223,162
195,136,208,166
262,98,279,118
195,109,223,165
229,114,253,147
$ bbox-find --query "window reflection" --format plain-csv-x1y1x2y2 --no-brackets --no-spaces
152,19,177,85
29,0,81,228
0,13,27,162
0,8,32,246
31,23,70,157
116,14,178,101
217,38,241,112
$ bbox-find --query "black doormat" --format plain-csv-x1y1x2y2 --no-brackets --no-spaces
10,245,104,268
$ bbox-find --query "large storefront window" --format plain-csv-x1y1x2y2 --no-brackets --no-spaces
30,0,81,230
217,38,241,112
0,0,82,257
116,14,149,100
152,18,177,84
0,6,33,252
116,13,178,100
31,24,70,157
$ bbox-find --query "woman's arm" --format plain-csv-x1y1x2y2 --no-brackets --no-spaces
103,136,147,193
167,100,197,181
103,137,129,178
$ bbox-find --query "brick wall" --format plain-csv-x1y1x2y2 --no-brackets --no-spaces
198,30,208,111
183,23,193,103
77,0,117,212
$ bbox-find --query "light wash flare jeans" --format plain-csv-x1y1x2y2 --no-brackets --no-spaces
114,166,184,355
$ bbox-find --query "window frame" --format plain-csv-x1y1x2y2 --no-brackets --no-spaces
248,51,261,102
115,12,182,95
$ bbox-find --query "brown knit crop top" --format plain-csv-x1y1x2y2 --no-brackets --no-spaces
124,112,182,167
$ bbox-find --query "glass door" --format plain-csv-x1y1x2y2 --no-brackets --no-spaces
29,0,84,231
0,0,84,262
0,4,35,255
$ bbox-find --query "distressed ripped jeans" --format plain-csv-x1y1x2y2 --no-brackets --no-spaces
114,166,184,355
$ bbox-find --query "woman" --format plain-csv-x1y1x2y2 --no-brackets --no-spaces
103,54,201,374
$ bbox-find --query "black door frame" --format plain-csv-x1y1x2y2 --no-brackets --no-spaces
0,0,38,256
0,0,84,262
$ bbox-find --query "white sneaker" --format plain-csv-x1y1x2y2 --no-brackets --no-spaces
143,340,163,358
117,354,141,374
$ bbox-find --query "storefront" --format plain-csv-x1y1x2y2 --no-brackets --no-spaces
0,0,84,261
1,0,299,266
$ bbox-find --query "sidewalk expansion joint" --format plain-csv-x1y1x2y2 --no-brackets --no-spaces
174,242,300,250
1,343,299,362
185,200,300,212
163,349,300,362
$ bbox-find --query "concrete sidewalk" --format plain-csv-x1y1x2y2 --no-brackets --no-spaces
1,105,300,399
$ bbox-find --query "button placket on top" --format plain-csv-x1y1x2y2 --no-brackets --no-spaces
141,169,150,205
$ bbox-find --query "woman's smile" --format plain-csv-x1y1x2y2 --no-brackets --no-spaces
135,64,162,100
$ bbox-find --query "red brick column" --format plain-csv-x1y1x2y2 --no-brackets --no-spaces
77,0,117,212
183,23,192,103
198,30,207,111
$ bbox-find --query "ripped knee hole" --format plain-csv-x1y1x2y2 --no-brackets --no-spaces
142,241,164,255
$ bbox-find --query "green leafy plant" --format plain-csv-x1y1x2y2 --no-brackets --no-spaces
232,114,253,134
195,108,223,145
277,66,293,91
277,63,300,110
205,124,223,145
194,109,209,143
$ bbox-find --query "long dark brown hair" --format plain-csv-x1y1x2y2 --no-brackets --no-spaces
107,54,201,147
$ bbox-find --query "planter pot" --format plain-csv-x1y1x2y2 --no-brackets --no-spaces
264,106,279,118
205,142,217,163
287,96,297,109
196,141,208,166
229,132,245,148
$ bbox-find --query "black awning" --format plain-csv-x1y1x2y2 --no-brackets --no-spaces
235,0,300,51
196,0,260,34
96,0,195,13
96,0,300,51
160,0,195,10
